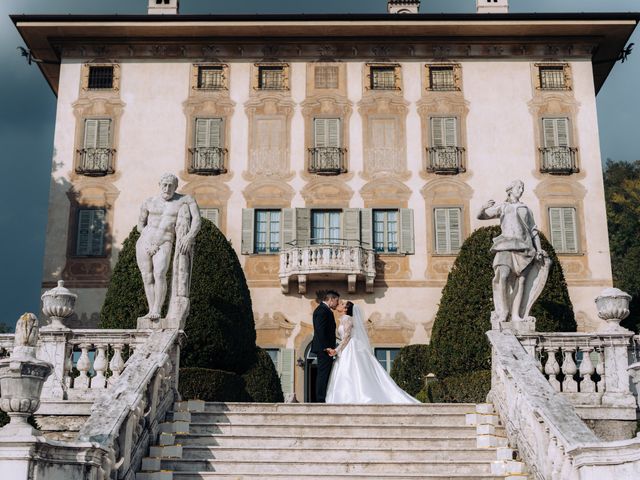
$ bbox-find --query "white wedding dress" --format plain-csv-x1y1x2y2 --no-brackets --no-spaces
325,305,420,404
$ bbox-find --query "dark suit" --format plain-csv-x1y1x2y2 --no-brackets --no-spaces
311,302,336,403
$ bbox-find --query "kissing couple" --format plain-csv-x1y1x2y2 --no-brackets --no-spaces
311,290,419,404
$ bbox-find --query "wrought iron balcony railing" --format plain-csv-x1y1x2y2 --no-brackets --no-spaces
308,147,347,174
427,146,465,174
189,147,228,175
279,241,376,294
540,146,578,174
76,148,115,176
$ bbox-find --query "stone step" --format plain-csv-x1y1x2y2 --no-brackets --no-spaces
170,411,469,426
175,433,480,449
177,446,498,462
184,402,476,415
155,459,494,475
167,474,505,480
185,422,495,437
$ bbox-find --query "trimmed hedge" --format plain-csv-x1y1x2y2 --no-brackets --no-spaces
101,220,257,374
178,368,247,402
429,226,576,380
0,411,7,428
242,348,284,403
390,344,432,396
427,370,492,403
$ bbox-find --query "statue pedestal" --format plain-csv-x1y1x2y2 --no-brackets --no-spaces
491,311,536,334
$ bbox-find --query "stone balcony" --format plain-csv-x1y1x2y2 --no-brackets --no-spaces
540,146,578,174
188,147,228,175
279,243,376,294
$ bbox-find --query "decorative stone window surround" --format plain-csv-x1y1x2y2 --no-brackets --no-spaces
425,63,462,91
180,179,231,236
252,63,290,91
301,96,353,178
364,63,402,91
534,178,592,282
534,62,572,91
190,63,229,91
421,178,472,281
182,94,235,179
306,63,347,96
80,63,120,92
366,311,416,345
417,93,470,178
62,179,120,288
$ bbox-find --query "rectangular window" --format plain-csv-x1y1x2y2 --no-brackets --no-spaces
313,118,341,148
542,117,570,148
195,118,223,148
258,66,285,90
87,66,114,89
315,66,339,89
311,210,341,245
428,66,456,91
265,348,280,369
370,67,396,90
539,65,567,90
373,210,399,253
83,119,111,149
255,210,281,254
76,209,106,256
197,66,225,89
430,117,458,147
375,348,400,374
79,119,113,174
199,208,219,226
434,207,462,254
549,207,578,254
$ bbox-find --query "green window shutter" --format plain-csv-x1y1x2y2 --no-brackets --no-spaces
195,118,222,148
279,348,295,395
343,208,361,247
563,207,578,253
434,208,448,254
431,117,444,147
431,117,457,147
281,208,296,249
76,209,106,256
314,118,326,147
360,208,373,249
448,207,462,252
398,208,414,255
295,208,311,247
444,117,457,147
549,207,565,251
543,118,570,148
83,119,99,148
327,118,340,147
200,208,219,226
550,207,578,253
241,208,255,254
314,118,340,148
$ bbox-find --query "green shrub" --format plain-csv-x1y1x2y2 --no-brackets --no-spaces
428,370,492,403
390,344,432,396
415,390,429,403
101,220,257,374
178,368,247,402
242,348,284,403
0,411,8,428
429,226,576,379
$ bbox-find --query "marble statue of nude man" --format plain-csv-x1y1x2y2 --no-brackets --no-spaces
136,173,201,320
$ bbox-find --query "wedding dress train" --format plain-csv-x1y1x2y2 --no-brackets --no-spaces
325,305,419,404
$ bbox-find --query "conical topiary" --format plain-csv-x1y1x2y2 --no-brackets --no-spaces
429,226,576,381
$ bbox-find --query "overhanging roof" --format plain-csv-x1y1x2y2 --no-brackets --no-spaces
11,12,640,95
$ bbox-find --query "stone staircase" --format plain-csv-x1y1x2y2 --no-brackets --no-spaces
137,401,528,480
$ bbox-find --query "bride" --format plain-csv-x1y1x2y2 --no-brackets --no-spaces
325,301,420,404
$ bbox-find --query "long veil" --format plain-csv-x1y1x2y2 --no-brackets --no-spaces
350,305,372,352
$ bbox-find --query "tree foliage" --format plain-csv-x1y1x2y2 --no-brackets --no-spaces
604,159,640,332
429,226,576,382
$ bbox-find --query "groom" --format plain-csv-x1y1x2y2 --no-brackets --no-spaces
311,290,340,403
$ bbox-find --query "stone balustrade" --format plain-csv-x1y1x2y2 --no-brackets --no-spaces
279,243,376,294
488,330,640,480
516,332,637,419
0,329,150,400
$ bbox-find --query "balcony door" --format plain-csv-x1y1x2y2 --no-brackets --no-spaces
311,210,341,245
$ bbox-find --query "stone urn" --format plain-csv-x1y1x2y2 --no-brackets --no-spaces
41,280,77,330
0,313,53,436
595,288,632,333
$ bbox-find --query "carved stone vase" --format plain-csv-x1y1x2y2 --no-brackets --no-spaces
41,280,77,330
595,287,632,333
0,350,53,436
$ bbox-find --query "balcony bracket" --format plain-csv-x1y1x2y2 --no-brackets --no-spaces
280,277,290,294
366,276,375,294
297,275,307,295
347,274,357,294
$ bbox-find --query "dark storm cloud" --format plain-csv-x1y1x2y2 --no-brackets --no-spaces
0,0,638,327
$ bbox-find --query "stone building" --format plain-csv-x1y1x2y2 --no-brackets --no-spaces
13,0,638,400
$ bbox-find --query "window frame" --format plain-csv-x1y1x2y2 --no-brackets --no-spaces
254,209,282,254
433,207,463,255
81,63,120,92
372,209,400,254
255,63,290,91
548,206,580,254
374,347,401,374
366,63,401,91
425,64,461,92
536,63,572,91
74,208,107,258
311,210,342,245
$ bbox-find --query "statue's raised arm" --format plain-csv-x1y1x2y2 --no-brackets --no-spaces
477,180,551,333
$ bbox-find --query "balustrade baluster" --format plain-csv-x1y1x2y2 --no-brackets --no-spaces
544,347,561,391
63,344,74,387
578,347,596,393
109,344,126,386
595,349,605,392
76,343,92,389
92,344,108,389
561,347,578,393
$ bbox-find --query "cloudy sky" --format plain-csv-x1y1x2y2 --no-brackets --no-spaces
0,0,638,326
